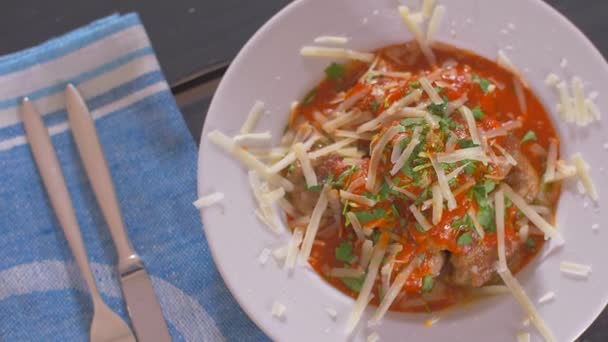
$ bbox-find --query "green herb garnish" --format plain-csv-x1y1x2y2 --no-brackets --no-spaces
286,164,296,175
414,187,431,205
427,97,449,117
303,88,317,105
526,238,536,250
422,275,434,292
521,130,537,143
472,106,485,120
325,62,345,80
472,74,492,93
457,232,473,246
409,80,421,89
458,139,478,148
341,277,364,292
334,165,358,187
371,100,380,113
335,241,354,263
354,208,387,223
477,206,496,233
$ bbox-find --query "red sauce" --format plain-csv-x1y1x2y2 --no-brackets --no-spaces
285,42,560,313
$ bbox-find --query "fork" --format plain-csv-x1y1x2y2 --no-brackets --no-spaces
20,98,136,342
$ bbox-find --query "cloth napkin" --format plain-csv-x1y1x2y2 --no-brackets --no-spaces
0,14,266,341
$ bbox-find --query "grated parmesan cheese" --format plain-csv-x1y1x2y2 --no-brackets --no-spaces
370,257,419,324
560,261,592,279
556,81,575,122
367,332,380,342
340,190,376,207
545,73,559,86
542,139,558,183
426,5,446,44
299,185,331,264
258,248,272,265
345,234,389,334
495,189,507,269
398,6,436,65
367,126,401,191
390,127,422,175
436,146,488,164
431,184,443,225
271,301,287,319
300,46,375,62
572,153,598,200
293,142,318,187
233,131,272,146
572,77,588,125
430,156,457,210
468,207,485,239
314,35,349,45
516,331,530,342
496,266,556,342
284,227,304,270
193,192,224,209
460,106,481,145
240,101,265,134
325,307,338,319
329,267,365,278
346,212,367,241
420,76,443,105
409,204,432,231
537,291,555,304
309,138,356,160
272,245,288,261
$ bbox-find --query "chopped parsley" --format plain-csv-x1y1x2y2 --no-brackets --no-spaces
427,97,449,117
472,74,492,94
521,130,538,143
305,183,323,191
422,275,434,292
484,179,496,194
286,164,296,175
354,208,387,223
477,205,496,233
458,139,478,148
457,232,473,246
371,231,381,244
464,161,476,175
452,214,473,230
472,106,485,120
341,277,364,292
400,118,424,127
526,237,536,250
325,62,345,80
415,222,426,232
409,80,421,89
335,241,354,263
371,100,380,113
334,165,358,187
418,253,426,262
302,88,317,105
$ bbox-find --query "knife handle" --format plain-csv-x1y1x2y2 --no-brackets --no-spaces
65,84,140,274
20,98,103,302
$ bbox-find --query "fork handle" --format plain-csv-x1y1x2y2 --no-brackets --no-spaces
21,99,102,303
65,84,139,274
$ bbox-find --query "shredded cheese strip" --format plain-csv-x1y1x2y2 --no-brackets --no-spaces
572,77,588,125
468,207,485,239
271,301,287,319
293,142,318,187
268,135,319,173
496,266,556,342
409,204,432,231
263,187,286,204
545,73,559,86
284,227,304,270
556,81,575,122
517,332,531,342
346,212,366,240
272,246,288,261
249,171,281,234
357,89,423,133
460,106,481,145
420,76,443,105
309,138,356,159
471,285,510,296
299,185,330,264
495,189,507,269
329,267,365,278
391,136,407,163
277,198,298,217
345,234,389,334
519,224,530,243
369,70,412,79
422,0,436,18
560,261,592,278
300,46,375,62
336,88,370,112
323,111,362,133
492,142,517,166
586,99,601,121
446,162,469,181
193,192,224,209
497,50,528,87
430,156,457,210
314,35,349,45
360,239,374,269
542,139,558,183
240,100,265,134
367,332,380,342
335,130,372,140
572,153,598,200
384,176,416,200
426,5,446,44
208,130,294,191
501,183,563,243
513,79,527,114
341,190,376,207
367,126,401,191
431,184,443,224
398,6,436,65
436,147,487,164
537,291,555,304
370,258,419,324
390,127,422,175
233,131,272,145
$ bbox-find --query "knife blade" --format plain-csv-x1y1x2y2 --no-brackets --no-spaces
65,84,172,342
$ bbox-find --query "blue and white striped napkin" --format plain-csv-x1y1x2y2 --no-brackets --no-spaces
0,14,266,341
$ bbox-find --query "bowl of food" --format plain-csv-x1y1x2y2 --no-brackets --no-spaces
197,0,607,341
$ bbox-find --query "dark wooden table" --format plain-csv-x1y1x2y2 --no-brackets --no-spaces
2,0,605,340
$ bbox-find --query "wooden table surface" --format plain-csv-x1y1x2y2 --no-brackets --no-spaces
2,0,606,340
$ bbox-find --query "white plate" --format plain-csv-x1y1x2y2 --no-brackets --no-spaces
198,0,608,340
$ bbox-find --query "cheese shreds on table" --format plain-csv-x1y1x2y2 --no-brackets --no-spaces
516,332,531,342
240,100,265,134
193,192,224,209
537,291,555,304
284,227,304,270
299,185,331,264
572,153,598,200
409,204,432,231
397,6,436,66
501,183,564,243
313,35,349,45
560,261,592,278
300,46,375,62
431,184,443,224
496,266,556,342
426,5,446,44
495,189,507,268
419,76,443,105
430,156,457,210
345,234,389,334
208,130,294,191
367,126,401,191
271,301,287,319
370,258,419,324
460,106,481,145
293,142,318,187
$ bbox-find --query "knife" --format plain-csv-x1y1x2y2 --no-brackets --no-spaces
65,84,172,342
